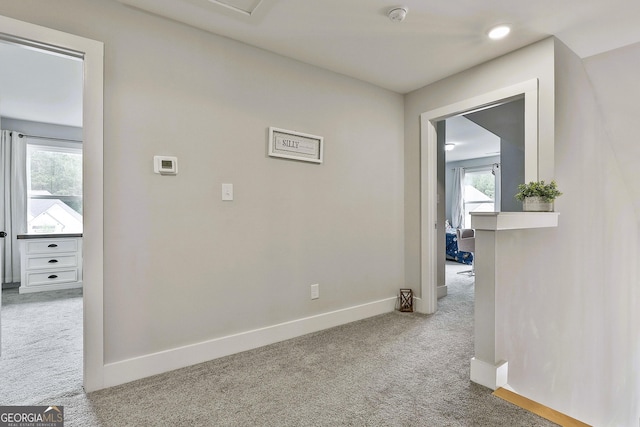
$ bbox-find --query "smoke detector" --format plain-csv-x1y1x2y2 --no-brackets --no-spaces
388,7,408,22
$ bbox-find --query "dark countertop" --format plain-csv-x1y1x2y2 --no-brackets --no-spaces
17,233,83,239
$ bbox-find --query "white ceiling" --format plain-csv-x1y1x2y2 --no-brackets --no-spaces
2,0,640,129
118,0,640,93
445,116,500,163
0,41,83,127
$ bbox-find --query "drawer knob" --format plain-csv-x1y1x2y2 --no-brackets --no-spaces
48,244,58,248
48,259,59,263
48,275,58,279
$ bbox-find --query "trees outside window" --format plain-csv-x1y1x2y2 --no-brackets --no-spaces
27,144,82,234
463,169,495,227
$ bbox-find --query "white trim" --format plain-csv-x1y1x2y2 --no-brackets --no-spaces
470,358,508,390
18,282,82,293
437,285,448,299
0,14,105,392
471,212,559,230
412,296,424,312
26,139,82,151
418,118,438,314
103,297,396,388
419,79,539,315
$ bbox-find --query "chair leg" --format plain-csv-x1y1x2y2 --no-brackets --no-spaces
457,254,475,276
457,267,474,276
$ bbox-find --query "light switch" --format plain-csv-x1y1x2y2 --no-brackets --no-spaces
311,283,319,300
222,183,233,201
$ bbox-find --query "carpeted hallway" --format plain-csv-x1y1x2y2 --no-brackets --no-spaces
0,287,83,406
0,264,556,426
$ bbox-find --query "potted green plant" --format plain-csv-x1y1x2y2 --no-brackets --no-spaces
515,180,562,212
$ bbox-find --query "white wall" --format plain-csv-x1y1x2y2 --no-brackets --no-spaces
541,38,638,427
582,46,640,423
583,41,640,219
3,5,637,424
404,38,556,294
0,118,82,284
444,155,500,223
405,37,639,425
0,0,404,375
496,40,639,426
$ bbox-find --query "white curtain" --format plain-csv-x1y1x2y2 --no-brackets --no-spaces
0,130,27,284
451,167,465,229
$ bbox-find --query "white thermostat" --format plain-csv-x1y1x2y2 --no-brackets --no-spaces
154,156,178,175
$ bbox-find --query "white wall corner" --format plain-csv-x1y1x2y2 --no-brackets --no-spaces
470,358,508,390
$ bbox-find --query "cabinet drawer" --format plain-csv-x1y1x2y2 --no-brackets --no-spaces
26,269,78,286
25,254,78,270
26,239,78,254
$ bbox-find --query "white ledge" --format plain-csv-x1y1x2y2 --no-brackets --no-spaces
470,212,559,231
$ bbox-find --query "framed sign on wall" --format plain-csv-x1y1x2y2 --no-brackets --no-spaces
268,127,323,164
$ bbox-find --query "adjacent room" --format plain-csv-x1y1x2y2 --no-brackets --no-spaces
0,40,84,404
441,99,524,293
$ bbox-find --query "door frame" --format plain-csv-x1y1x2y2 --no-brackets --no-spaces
0,15,105,392
418,79,539,314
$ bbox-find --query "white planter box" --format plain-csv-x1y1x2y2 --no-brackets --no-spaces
522,196,554,212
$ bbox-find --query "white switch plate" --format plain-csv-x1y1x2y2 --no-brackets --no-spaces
310,283,319,300
222,183,233,201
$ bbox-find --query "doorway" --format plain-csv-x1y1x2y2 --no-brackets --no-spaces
419,79,538,314
441,99,525,297
0,36,84,404
0,14,104,392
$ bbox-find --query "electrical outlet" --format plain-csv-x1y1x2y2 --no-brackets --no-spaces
310,284,319,300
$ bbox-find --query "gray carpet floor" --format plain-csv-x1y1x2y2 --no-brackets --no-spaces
0,287,83,405
0,263,557,426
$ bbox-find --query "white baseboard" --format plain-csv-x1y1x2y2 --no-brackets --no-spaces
470,357,508,390
18,282,82,294
413,296,427,314
437,285,448,299
103,297,397,388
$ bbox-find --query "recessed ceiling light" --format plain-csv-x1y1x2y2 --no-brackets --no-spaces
488,25,511,40
388,7,408,23
445,143,455,151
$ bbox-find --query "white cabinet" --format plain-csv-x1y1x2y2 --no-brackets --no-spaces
19,236,83,294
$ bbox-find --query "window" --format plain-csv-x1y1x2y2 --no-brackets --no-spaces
27,142,82,234
463,167,499,227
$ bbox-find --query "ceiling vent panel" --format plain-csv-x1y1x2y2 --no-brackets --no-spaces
116,0,273,25
208,0,263,16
